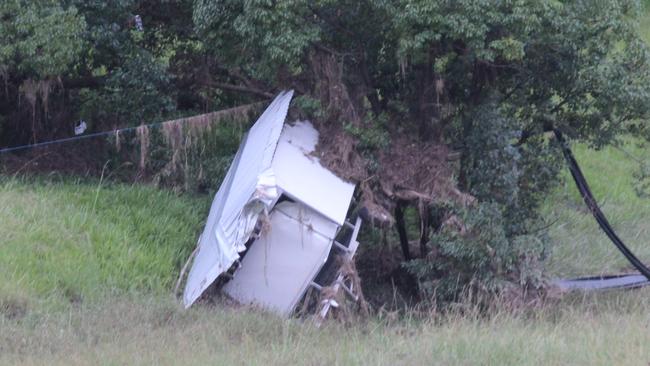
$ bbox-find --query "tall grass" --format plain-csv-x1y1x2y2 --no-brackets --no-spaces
3,293,650,365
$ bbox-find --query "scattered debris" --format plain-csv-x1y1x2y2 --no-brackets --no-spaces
134,15,143,32
74,120,87,135
553,274,650,292
183,91,364,319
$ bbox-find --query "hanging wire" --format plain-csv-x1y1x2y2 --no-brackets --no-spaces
0,102,262,155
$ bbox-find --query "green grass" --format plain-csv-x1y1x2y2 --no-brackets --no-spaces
545,140,650,277
0,178,208,311
3,292,650,365
1,141,650,365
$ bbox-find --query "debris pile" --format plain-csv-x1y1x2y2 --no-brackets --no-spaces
183,91,364,320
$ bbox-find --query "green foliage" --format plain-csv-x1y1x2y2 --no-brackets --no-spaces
193,0,320,80
393,0,650,143
406,99,559,302
462,104,524,208
0,0,196,146
0,178,208,307
406,202,546,302
344,115,390,152
462,103,562,235
344,114,390,173
80,49,175,127
406,103,560,302
292,95,324,120
0,1,86,78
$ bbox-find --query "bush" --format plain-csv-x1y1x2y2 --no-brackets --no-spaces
405,202,546,303
405,104,557,303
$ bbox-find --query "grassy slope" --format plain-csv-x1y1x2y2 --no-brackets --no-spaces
0,179,207,310
546,141,650,277
1,142,649,366
3,8,650,366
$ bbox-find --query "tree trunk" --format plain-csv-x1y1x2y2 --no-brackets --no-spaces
418,203,430,257
394,201,411,261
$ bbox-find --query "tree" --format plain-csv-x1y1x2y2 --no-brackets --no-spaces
0,1,85,142
193,0,650,301
0,0,193,146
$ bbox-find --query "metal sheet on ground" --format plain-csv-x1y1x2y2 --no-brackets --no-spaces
554,274,650,291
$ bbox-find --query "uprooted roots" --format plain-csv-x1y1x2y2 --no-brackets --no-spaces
306,51,472,227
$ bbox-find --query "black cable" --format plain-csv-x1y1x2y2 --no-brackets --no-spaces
554,129,650,280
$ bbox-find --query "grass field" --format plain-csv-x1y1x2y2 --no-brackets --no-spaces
545,141,650,277
0,178,208,310
1,141,649,365
4,293,650,366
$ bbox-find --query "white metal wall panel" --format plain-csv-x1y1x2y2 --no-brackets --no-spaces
272,121,355,225
222,202,338,316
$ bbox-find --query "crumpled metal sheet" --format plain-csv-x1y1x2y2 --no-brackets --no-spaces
183,91,293,308
183,91,358,312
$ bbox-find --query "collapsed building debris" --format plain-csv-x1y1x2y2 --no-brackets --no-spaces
183,91,364,319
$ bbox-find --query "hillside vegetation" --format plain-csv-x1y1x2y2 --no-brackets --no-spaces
3,1,650,365
0,178,207,311
2,139,650,366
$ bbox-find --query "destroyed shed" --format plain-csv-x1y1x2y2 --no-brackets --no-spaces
183,91,363,317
